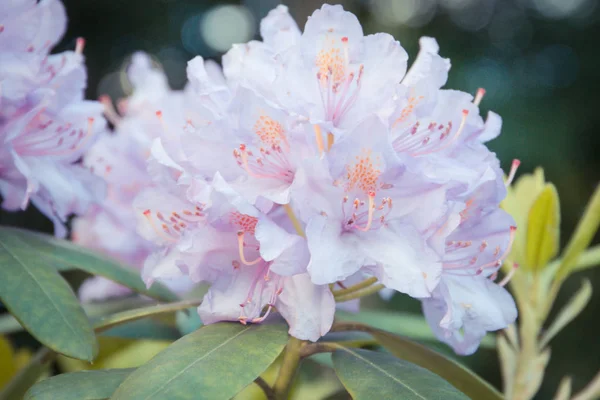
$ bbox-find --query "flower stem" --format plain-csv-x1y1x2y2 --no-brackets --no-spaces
331,277,378,297
273,336,304,400
334,283,385,302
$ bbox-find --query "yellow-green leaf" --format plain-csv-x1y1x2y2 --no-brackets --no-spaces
0,348,52,400
556,186,600,282
25,368,135,400
502,167,546,265
539,279,592,349
526,184,560,271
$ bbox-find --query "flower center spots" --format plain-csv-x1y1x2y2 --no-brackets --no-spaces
231,212,262,266
316,40,347,88
345,150,380,195
393,95,425,127
230,211,258,235
254,115,286,147
315,37,364,126
339,150,392,232
233,115,294,184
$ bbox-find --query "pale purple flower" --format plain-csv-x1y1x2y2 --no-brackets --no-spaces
421,196,517,354
73,53,187,301
129,4,518,347
222,4,408,136
291,117,449,298
0,0,105,236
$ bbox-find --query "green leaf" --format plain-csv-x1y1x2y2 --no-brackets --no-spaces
93,299,201,334
332,348,468,399
571,244,600,273
526,184,560,271
336,310,496,349
24,368,134,400
0,348,53,400
497,334,517,395
0,232,98,361
556,186,600,282
4,227,177,302
539,279,592,348
111,323,288,400
369,329,503,400
0,297,156,336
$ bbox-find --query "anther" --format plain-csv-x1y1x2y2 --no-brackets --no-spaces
473,88,486,106
75,38,85,54
505,159,521,187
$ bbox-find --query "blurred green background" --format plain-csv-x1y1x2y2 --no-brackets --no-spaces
1,0,599,398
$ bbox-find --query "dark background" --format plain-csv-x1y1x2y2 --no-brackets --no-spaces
1,0,599,397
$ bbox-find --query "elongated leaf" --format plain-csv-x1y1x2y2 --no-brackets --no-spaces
0,348,53,400
0,232,97,361
368,328,503,400
94,299,201,333
526,184,560,271
101,319,180,341
332,348,468,399
540,279,592,348
0,297,156,335
556,186,600,281
25,368,134,400
571,244,600,273
497,334,517,396
3,227,177,302
336,310,495,349
111,323,288,400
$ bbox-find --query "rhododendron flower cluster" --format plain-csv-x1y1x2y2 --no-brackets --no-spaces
0,0,518,355
127,4,518,353
0,0,105,236
73,53,174,301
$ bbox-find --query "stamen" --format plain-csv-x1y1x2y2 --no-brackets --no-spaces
49,117,95,156
499,263,519,287
473,88,486,106
477,226,517,271
237,232,262,265
505,159,521,187
75,37,85,54
411,109,469,156
143,210,176,242
355,192,376,231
